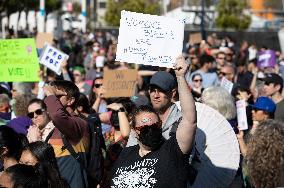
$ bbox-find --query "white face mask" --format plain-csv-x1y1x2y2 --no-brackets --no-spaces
93,47,99,52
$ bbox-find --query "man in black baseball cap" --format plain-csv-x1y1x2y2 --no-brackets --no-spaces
127,71,182,146
262,73,284,122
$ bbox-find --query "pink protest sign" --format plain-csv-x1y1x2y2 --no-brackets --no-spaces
257,50,276,68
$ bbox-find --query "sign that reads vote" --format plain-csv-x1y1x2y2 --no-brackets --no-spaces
116,10,185,68
0,38,40,82
257,50,276,68
39,44,69,75
103,69,138,98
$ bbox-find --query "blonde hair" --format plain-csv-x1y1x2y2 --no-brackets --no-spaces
202,86,236,120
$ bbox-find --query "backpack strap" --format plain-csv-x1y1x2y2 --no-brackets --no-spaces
44,128,55,143
61,133,85,163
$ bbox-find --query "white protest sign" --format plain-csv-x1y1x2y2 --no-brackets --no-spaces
116,10,185,68
220,77,234,94
96,56,105,68
39,44,69,75
236,100,248,130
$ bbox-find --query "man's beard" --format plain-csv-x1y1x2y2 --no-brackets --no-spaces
153,102,172,114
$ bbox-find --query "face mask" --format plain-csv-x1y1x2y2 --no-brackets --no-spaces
137,126,164,150
93,47,99,52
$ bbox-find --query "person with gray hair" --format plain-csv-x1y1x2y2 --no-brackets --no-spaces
0,94,11,124
201,86,237,120
12,82,34,98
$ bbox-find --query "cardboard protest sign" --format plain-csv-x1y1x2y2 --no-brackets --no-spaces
103,69,138,98
257,50,276,68
220,77,234,94
236,100,248,130
0,38,40,82
39,44,69,75
116,10,185,68
190,33,202,45
36,33,53,49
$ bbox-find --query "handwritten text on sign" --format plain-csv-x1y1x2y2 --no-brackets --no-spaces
103,69,138,98
39,44,69,75
0,38,40,82
116,10,184,68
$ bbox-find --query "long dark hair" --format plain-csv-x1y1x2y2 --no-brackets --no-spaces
0,126,27,161
76,93,91,114
23,141,69,188
5,164,48,188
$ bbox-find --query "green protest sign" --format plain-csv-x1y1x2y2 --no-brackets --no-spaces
0,38,40,82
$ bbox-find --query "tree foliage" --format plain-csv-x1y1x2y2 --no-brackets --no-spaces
105,0,160,26
216,0,251,30
0,0,62,16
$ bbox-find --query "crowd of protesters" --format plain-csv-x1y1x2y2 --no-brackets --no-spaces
0,27,283,188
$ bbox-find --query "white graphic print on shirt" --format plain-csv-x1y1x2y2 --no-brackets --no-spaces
112,158,158,188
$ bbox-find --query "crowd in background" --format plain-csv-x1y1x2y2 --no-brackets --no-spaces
0,28,283,188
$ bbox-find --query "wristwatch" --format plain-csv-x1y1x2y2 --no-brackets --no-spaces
117,107,125,112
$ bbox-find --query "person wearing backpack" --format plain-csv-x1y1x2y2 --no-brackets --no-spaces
75,93,105,187
43,80,90,188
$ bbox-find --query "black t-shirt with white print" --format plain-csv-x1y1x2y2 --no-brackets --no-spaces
111,135,189,188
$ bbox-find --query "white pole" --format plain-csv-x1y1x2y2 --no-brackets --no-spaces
2,18,5,39
81,0,87,33
39,0,45,32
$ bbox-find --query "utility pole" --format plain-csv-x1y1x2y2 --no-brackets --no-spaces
39,0,45,32
200,0,206,40
81,0,87,33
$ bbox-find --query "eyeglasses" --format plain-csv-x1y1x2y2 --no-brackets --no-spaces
193,79,202,82
217,57,226,60
94,84,103,88
134,121,162,131
27,109,45,118
219,72,231,76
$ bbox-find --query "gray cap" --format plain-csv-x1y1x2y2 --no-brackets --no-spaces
149,71,177,92
131,95,150,107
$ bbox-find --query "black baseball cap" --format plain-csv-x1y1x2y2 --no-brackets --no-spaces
149,71,177,93
262,73,283,88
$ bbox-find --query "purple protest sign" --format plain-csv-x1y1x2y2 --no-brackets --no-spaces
257,50,276,68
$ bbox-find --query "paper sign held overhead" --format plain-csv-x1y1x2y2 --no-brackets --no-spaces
220,77,234,94
0,38,40,82
116,10,185,68
236,100,248,130
103,69,138,98
36,33,53,49
39,44,69,75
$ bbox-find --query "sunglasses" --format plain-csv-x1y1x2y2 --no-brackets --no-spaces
193,79,202,82
134,121,162,131
94,84,103,88
219,72,231,76
27,109,45,119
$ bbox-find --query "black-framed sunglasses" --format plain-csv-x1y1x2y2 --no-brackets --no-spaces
193,79,203,82
134,121,162,131
94,84,103,88
27,109,45,119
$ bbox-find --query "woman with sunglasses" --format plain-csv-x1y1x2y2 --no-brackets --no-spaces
26,99,54,143
190,73,204,101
